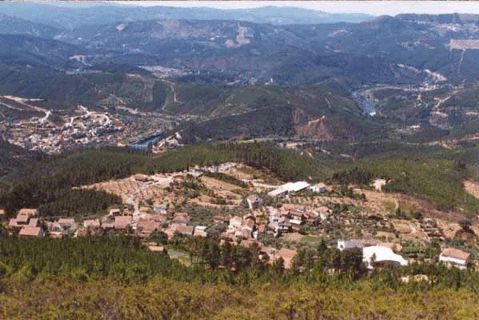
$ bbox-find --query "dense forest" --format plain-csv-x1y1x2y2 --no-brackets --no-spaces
0,235,478,319
0,234,478,289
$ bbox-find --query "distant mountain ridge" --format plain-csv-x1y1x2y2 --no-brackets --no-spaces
0,13,478,91
396,13,479,24
48,14,479,84
0,2,373,28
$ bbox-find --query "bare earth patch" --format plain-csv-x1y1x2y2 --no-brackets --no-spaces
199,176,243,192
464,180,479,199
391,219,412,234
283,233,304,243
436,220,462,239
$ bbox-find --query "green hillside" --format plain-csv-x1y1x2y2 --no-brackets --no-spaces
2,141,479,217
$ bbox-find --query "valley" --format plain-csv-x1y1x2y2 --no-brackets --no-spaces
1,3,479,318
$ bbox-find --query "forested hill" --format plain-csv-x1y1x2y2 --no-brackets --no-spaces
1,141,479,217
0,140,45,190
0,143,325,217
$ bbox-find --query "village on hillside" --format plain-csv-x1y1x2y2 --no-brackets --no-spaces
0,96,182,154
2,162,477,271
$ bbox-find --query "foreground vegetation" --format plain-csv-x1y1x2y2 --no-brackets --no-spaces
0,236,479,319
2,277,479,319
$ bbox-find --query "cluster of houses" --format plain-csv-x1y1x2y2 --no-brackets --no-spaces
8,209,44,237
266,204,331,234
81,208,211,240
5,206,208,242
218,195,332,243
2,194,475,271
9,105,125,154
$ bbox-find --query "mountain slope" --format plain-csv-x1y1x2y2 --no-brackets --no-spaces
0,14,58,37
0,34,82,70
0,65,157,109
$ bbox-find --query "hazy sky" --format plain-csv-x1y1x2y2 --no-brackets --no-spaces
115,1,479,16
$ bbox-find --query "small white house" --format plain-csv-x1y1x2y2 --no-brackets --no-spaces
309,183,326,193
289,218,303,226
337,239,364,251
109,208,121,216
439,248,470,269
246,195,263,210
372,179,387,191
229,216,243,228
153,206,167,214
194,226,208,238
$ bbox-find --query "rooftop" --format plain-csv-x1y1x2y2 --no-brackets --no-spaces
16,214,30,224
8,218,19,228
19,226,43,237
338,239,364,250
148,245,165,252
172,213,190,224
58,218,75,226
268,181,310,197
175,224,194,236
441,248,471,261
137,219,160,234
18,208,37,216
84,219,101,228
114,215,132,229
28,218,39,227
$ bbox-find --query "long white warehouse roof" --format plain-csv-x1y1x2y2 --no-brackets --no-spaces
268,181,311,197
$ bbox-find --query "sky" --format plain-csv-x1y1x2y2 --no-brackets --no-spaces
114,1,479,16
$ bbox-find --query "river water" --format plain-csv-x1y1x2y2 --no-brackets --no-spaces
129,135,161,150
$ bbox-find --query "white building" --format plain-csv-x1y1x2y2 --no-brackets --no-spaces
193,226,208,238
268,181,311,197
246,195,263,210
309,183,326,193
439,248,470,270
362,245,408,269
229,216,243,229
337,239,364,251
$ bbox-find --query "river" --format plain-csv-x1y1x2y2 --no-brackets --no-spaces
129,135,161,150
